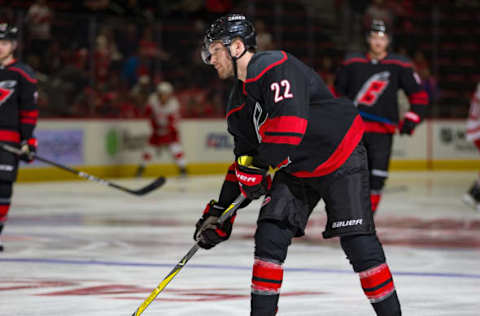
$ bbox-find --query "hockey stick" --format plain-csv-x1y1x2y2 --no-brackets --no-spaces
0,143,166,196
130,194,246,316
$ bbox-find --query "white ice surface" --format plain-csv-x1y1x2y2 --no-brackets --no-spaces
0,171,479,315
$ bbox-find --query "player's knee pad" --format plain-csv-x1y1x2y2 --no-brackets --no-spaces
0,181,13,223
254,220,294,263
340,234,385,272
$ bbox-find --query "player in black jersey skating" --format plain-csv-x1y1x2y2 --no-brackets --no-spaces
0,23,38,251
193,14,401,316
335,20,429,214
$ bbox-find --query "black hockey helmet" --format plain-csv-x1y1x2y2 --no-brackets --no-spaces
367,19,388,37
0,23,18,41
201,13,256,65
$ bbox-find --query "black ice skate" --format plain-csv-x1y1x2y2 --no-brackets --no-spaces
463,181,480,212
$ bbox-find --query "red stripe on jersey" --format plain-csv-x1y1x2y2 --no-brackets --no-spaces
261,135,303,145
8,67,38,83
292,115,364,177
259,116,307,141
0,130,21,143
342,57,369,66
363,121,397,134
380,59,413,68
245,51,288,83
20,118,37,125
20,110,39,118
408,91,429,105
276,157,291,169
226,103,245,119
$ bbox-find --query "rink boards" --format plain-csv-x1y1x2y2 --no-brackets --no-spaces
17,119,479,182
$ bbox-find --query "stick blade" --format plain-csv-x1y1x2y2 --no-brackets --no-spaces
133,177,166,195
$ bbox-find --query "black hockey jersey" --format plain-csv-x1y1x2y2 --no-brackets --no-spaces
226,50,364,178
334,53,428,134
0,59,38,144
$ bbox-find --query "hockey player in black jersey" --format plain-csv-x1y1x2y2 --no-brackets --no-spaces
335,20,429,214
193,14,401,315
0,23,38,251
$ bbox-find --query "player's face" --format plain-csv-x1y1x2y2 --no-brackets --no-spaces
368,32,389,55
0,40,15,62
208,42,234,79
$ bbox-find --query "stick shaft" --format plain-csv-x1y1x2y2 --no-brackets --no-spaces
0,143,164,195
131,195,246,316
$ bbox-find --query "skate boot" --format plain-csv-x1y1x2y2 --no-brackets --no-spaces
463,181,480,212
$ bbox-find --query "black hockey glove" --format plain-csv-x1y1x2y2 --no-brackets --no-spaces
194,200,236,249
235,156,272,200
399,112,420,135
19,138,37,163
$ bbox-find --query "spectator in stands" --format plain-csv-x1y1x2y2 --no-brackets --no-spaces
130,74,152,110
464,82,480,211
255,20,274,51
364,0,394,30
26,0,53,59
318,56,335,95
414,51,438,103
340,0,370,50
94,34,112,86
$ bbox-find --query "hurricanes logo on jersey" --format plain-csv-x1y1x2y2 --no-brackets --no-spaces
0,80,16,107
354,71,390,106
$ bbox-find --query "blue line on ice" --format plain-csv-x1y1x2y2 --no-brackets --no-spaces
1,257,480,280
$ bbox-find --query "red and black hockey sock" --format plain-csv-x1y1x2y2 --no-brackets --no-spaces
251,257,283,316
340,234,401,315
0,181,13,225
359,263,401,315
370,192,382,213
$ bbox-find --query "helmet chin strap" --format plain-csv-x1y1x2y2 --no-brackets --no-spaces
227,44,248,79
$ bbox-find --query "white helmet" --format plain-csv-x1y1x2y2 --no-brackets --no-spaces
157,81,173,95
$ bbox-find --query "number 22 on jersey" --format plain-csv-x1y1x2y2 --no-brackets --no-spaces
270,80,293,103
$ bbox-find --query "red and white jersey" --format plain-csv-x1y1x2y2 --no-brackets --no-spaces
145,93,180,137
467,83,480,142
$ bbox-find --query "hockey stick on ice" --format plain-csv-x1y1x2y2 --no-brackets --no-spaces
130,194,246,316
0,143,166,196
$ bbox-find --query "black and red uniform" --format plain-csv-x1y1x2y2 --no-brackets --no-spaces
335,52,428,212
0,59,38,236
216,50,400,315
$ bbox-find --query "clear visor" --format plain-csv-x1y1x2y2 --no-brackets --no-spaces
201,44,212,65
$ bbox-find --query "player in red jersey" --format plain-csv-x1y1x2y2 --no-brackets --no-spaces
335,20,429,214
136,81,187,177
464,82,480,211
0,23,38,251
193,14,401,315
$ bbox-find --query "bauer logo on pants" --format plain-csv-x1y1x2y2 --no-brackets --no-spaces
332,219,363,229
